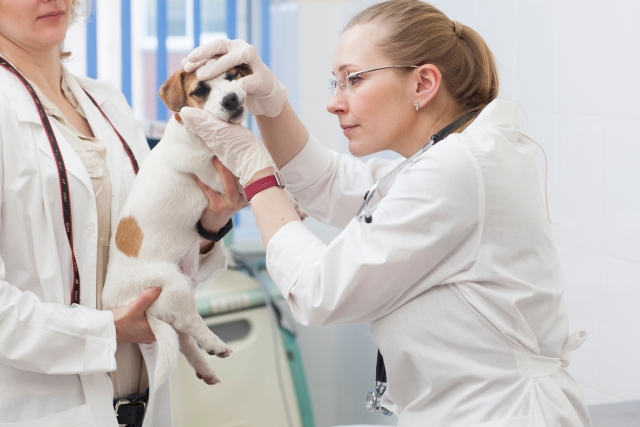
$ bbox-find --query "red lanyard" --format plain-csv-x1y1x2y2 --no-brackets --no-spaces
0,57,139,305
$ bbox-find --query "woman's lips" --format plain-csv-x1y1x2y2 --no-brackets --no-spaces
38,10,64,21
341,124,358,135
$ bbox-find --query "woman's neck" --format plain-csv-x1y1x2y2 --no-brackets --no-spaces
397,95,464,158
0,35,62,97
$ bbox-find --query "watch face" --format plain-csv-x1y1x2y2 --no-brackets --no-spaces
365,391,377,411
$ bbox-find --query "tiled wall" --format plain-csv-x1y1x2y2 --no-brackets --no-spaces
295,0,640,414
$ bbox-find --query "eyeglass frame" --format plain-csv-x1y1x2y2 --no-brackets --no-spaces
328,65,418,96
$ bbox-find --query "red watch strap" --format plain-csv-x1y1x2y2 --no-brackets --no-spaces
243,174,284,201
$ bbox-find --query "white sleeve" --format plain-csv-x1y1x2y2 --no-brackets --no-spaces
193,240,229,292
266,141,483,326
0,275,117,374
279,134,404,228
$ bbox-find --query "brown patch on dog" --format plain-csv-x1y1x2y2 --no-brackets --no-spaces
115,216,143,258
159,71,208,112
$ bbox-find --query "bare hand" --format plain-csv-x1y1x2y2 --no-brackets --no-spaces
196,157,249,234
111,287,161,344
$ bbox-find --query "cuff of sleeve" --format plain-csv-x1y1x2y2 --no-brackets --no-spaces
76,305,117,373
266,221,326,297
279,134,333,194
193,239,229,290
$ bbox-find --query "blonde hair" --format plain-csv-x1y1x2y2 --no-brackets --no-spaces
345,0,499,117
60,0,90,59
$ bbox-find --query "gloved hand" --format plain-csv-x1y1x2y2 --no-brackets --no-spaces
179,106,275,187
183,39,288,117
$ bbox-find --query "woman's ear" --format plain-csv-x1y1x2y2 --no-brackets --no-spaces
413,64,442,109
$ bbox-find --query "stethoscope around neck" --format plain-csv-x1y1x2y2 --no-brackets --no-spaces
355,112,477,224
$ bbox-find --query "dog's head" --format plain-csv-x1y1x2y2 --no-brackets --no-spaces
159,58,253,124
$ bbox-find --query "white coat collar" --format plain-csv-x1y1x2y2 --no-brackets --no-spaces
464,99,519,139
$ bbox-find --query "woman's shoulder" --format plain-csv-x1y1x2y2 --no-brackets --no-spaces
70,73,129,109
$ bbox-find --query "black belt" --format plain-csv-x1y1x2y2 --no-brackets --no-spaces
113,388,149,427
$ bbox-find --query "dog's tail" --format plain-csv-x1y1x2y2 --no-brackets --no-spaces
147,314,179,390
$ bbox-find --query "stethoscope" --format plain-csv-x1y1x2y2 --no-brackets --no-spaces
356,112,477,224
361,112,477,416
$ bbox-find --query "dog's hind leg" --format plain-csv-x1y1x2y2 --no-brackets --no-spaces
149,276,232,358
178,330,220,385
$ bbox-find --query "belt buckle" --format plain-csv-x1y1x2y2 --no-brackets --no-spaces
114,399,130,427
114,398,147,427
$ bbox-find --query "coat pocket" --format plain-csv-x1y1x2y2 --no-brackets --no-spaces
0,404,96,427
470,414,546,427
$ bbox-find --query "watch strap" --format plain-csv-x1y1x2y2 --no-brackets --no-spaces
243,173,284,202
197,218,233,242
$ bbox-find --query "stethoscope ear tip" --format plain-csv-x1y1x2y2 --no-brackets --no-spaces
365,216,372,223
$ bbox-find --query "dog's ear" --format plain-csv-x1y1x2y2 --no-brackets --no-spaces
158,70,187,112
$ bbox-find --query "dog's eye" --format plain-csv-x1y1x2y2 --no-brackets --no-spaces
225,71,239,81
193,86,208,97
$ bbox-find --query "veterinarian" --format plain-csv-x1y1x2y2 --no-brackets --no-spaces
0,1,244,426
181,1,592,426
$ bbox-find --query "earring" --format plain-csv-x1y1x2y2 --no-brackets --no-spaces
414,102,419,111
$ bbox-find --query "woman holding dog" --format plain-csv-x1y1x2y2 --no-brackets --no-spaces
182,1,592,426
0,0,244,426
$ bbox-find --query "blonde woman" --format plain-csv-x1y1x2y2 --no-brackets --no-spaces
182,1,592,426
0,1,243,425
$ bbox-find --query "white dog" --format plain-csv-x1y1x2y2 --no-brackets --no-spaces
102,60,255,389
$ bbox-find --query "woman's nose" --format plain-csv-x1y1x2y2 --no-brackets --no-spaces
326,90,347,115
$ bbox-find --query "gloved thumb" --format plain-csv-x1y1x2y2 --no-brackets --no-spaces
179,107,227,138
237,73,261,94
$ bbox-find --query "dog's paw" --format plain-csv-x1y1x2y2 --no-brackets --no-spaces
206,345,233,358
196,371,220,385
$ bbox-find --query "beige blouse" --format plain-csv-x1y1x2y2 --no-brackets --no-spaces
32,73,148,398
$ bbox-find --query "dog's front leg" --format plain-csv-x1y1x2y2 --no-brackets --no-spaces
178,330,220,385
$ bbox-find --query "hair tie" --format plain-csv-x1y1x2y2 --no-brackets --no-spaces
452,20,463,38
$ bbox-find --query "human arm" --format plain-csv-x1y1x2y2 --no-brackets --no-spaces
265,141,483,325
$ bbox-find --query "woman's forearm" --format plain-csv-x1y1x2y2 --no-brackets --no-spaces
248,167,301,247
255,101,309,169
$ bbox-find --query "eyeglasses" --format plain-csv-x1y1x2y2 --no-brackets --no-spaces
328,65,418,96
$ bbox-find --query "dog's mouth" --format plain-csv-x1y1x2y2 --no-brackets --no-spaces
228,106,245,123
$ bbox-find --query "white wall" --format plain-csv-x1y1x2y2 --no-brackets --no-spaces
287,0,640,417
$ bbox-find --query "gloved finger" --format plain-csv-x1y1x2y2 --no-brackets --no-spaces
129,286,162,316
187,38,231,63
183,58,208,73
179,106,228,135
236,73,261,94
194,49,253,81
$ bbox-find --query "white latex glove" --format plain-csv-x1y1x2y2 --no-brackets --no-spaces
179,107,275,187
183,39,288,117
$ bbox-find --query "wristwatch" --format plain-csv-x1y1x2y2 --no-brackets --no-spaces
196,218,233,242
243,172,285,202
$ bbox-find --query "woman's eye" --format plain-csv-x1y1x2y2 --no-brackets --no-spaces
349,75,361,85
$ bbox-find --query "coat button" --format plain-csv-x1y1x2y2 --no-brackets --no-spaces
85,224,96,234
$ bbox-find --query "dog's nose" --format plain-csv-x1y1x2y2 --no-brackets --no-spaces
221,93,240,111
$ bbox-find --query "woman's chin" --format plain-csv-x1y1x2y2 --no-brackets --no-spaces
347,140,374,158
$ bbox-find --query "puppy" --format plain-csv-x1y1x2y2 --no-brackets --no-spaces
102,60,255,390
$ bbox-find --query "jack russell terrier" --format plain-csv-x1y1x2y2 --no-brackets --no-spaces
102,59,289,389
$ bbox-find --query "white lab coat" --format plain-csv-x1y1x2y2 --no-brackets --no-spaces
267,100,592,426
0,65,228,426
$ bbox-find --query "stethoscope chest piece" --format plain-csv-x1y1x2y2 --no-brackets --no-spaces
365,350,393,416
